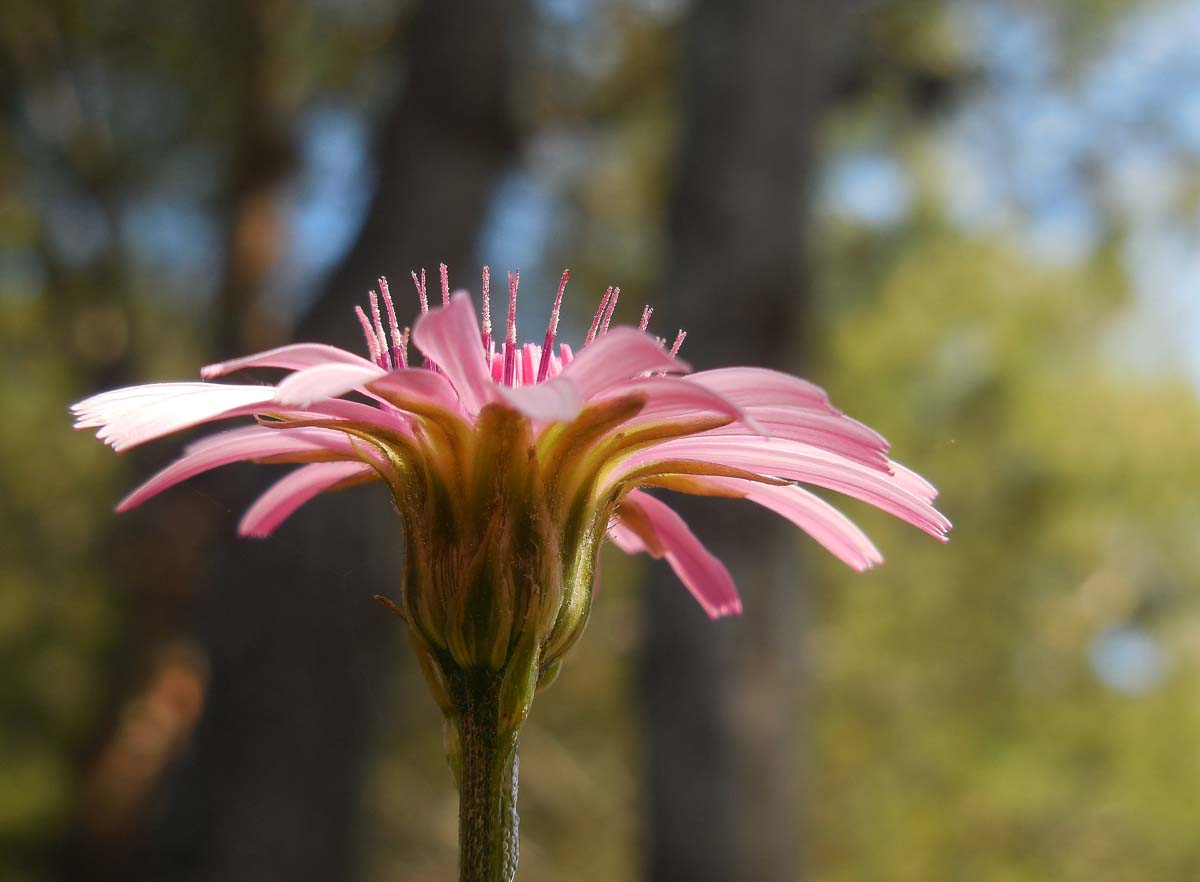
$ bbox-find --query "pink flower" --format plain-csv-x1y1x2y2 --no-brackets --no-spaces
73,266,948,718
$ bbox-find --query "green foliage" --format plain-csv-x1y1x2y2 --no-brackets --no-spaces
808,229,1200,881
0,300,123,869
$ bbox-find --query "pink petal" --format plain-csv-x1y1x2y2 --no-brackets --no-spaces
118,427,354,512
521,344,537,387
239,461,375,538
616,436,950,540
607,519,646,555
597,375,755,432
181,424,272,455
494,375,584,422
619,490,742,619
890,461,939,503
290,398,417,432
565,328,689,399
411,292,494,414
679,476,884,571
367,367,468,416
73,376,417,455
73,383,278,452
201,343,378,379
702,406,890,470
686,367,835,412
541,347,565,379
273,362,388,407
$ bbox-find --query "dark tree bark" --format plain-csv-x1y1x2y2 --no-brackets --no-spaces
47,5,289,876
211,0,297,361
642,2,864,881
300,0,524,344
125,2,526,881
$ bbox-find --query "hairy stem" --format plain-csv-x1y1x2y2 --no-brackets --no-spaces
457,679,520,882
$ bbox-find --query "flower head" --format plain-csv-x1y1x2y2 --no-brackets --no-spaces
73,267,949,730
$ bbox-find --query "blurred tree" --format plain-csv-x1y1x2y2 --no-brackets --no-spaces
642,1,868,880
1,4,211,878
121,2,529,882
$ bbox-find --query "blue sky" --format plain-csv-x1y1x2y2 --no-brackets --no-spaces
824,0,1200,383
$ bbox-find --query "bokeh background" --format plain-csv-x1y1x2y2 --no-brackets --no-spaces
4,0,1200,880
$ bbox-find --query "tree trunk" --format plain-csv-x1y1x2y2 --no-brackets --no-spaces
128,2,525,881
54,4,293,877
642,2,861,881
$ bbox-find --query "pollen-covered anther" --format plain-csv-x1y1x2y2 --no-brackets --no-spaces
481,266,493,352
412,268,434,369
639,305,653,332
379,276,404,369
600,286,620,336
368,289,390,369
584,287,612,346
536,269,570,383
669,329,687,358
411,268,429,314
503,270,519,387
355,305,381,364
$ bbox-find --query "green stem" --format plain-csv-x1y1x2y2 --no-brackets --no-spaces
457,680,520,882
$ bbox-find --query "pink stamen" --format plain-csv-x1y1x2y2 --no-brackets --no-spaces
584,287,613,346
503,270,519,387
368,290,390,369
669,329,686,358
639,305,653,332
398,327,410,369
522,344,536,387
439,262,450,306
411,269,433,369
380,277,403,369
481,266,492,352
355,306,381,364
600,286,620,336
536,269,569,383
411,269,429,314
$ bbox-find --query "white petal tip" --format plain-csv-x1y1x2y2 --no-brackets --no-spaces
236,517,275,539
709,601,743,619
850,555,884,573
273,362,387,409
